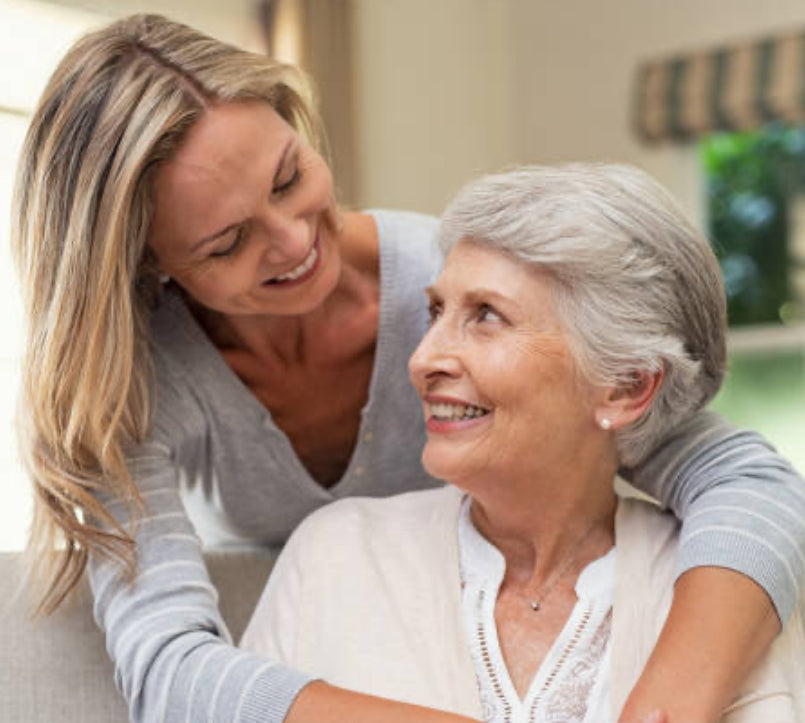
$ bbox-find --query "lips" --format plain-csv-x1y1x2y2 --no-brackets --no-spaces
428,401,490,421
424,395,491,433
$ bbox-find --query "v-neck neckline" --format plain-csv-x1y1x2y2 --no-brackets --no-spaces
458,496,616,720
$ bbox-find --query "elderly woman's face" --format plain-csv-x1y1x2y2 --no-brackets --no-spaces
409,240,603,489
149,101,340,317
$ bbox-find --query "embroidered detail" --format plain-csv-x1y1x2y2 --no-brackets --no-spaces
540,610,613,723
476,588,513,723
528,605,593,721
467,592,611,723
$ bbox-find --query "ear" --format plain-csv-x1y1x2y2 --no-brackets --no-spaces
593,367,665,431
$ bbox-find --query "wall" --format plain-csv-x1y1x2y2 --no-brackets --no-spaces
350,0,805,220
508,0,805,222
5,2,803,553
350,0,519,215
44,0,263,48
0,0,264,551
38,0,805,218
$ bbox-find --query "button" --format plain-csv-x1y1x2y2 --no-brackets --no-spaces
355,466,365,476
363,431,373,442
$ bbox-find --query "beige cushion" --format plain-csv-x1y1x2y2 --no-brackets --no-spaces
0,550,275,722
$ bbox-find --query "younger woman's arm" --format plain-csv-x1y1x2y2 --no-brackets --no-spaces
287,683,477,723
92,447,479,723
619,410,805,722
617,568,779,723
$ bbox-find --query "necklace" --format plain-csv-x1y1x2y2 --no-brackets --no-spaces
524,521,599,612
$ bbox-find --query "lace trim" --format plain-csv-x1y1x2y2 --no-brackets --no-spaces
467,583,612,723
476,589,514,722
541,610,612,723
529,605,593,720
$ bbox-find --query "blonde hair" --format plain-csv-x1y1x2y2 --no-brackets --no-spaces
12,14,324,614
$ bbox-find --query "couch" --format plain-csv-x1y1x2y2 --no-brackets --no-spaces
0,550,276,722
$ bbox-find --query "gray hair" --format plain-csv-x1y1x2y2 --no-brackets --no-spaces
438,163,727,467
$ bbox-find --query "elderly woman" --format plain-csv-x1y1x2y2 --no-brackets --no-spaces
241,164,805,722
12,13,805,723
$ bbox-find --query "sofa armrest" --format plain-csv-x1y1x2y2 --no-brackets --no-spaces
0,549,276,722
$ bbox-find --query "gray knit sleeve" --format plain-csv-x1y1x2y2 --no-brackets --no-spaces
629,409,805,622
86,355,313,722
88,447,311,722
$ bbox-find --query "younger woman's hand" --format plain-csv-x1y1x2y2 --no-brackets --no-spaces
616,710,668,723
637,711,668,723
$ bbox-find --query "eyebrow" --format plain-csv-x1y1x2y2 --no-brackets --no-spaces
189,139,296,252
424,285,515,308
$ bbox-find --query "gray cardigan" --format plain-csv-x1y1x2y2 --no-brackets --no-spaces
89,210,805,723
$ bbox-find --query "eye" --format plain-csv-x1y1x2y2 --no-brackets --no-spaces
209,226,246,258
476,303,503,323
272,165,300,196
427,301,443,326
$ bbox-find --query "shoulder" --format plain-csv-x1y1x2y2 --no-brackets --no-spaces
149,288,205,366
615,487,679,538
295,484,461,538
287,486,462,560
270,486,464,638
370,209,442,277
615,485,680,583
145,290,210,444
370,208,440,239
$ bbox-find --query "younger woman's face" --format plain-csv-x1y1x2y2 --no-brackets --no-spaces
149,101,341,317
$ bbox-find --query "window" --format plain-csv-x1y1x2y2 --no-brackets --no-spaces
703,125,805,472
634,29,805,473
703,124,805,327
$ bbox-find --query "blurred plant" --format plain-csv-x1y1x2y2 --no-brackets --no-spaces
701,123,805,326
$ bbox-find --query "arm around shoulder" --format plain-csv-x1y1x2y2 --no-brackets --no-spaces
620,410,805,723
630,409,805,622
88,435,312,723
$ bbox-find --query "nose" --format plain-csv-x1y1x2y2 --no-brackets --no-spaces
258,206,311,266
408,318,463,390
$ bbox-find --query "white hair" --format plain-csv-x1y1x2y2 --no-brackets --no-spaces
438,163,727,466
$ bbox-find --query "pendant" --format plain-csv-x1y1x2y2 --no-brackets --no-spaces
529,600,540,611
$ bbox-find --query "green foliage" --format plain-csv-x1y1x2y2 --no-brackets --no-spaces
701,123,805,325
710,350,805,473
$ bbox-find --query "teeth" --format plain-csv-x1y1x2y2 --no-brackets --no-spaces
268,244,318,283
429,402,489,421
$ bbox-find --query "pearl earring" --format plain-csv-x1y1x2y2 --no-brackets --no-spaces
158,272,170,285
599,417,612,430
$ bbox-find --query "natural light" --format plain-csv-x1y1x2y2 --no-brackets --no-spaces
0,1,801,555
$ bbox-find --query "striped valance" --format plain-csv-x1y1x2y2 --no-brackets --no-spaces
634,30,805,142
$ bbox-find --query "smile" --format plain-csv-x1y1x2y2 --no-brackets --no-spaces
425,400,491,435
262,238,320,286
428,402,490,421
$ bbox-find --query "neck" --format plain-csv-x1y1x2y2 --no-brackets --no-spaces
468,448,618,585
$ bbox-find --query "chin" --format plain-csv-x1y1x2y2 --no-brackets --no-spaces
259,250,341,316
421,445,469,486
